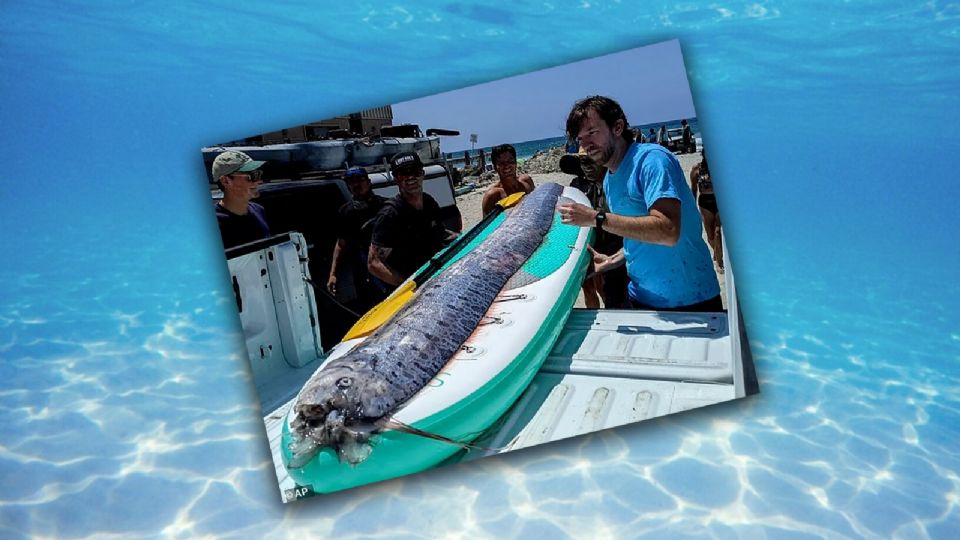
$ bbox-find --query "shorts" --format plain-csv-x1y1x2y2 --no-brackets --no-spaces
600,265,629,309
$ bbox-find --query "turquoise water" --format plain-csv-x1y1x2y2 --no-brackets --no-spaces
447,135,570,162
447,118,700,160
2,1,960,538
448,135,570,162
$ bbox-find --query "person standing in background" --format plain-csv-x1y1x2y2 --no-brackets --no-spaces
328,167,389,311
560,150,629,309
481,144,535,217
657,124,669,146
680,119,694,153
690,150,723,273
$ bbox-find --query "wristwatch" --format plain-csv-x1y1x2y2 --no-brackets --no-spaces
595,210,607,229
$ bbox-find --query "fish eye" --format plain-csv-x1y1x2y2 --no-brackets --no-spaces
336,377,352,388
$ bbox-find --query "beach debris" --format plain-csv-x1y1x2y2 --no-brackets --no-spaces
518,146,566,175
288,183,564,466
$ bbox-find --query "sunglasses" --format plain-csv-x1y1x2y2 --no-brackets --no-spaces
394,168,424,178
231,170,263,182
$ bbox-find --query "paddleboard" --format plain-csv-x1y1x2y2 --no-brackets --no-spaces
280,184,593,493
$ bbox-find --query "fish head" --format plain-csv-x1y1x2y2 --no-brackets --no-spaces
298,360,394,418
291,354,395,454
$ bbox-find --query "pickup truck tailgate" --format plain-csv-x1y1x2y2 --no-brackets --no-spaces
467,308,740,457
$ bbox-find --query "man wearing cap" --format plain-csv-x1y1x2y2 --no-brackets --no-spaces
480,143,535,217
327,167,389,310
368,152,458,287
559,95,721,312
212,150,271,250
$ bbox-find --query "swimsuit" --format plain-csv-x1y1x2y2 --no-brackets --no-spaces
696,166,718,214
697,194,717,214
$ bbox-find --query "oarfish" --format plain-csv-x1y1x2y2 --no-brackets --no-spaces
289,182,564,465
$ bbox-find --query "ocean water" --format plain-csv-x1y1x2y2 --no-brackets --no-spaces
447,118,700,161
2,1,960,538
447,135,569,163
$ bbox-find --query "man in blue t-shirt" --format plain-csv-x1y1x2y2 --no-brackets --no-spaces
558,96,721,312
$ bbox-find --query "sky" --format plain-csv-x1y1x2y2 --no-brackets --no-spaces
392,40,697,153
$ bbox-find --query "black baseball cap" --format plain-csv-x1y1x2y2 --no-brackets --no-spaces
389,152,423,174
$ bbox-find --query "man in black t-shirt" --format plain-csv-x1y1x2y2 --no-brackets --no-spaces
369,152,457,287
212,150,271,249
680,119,694,153
327,167,389,309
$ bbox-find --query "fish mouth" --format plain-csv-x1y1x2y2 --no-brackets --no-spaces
287,362,393,467
289,404,381,466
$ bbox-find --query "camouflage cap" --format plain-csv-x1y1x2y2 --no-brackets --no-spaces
211,151,265,180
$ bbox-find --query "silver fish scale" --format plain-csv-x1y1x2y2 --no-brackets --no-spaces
321,183,562,419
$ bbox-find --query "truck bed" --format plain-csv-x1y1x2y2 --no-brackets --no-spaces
459,308,741,460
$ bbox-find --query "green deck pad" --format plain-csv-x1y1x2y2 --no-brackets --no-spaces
520,213,580,278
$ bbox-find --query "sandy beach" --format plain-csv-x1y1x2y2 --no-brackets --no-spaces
454,151,727,309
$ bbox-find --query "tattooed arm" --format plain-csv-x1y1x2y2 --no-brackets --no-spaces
367,243,404,286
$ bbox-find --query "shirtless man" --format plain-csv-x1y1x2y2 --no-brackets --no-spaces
480,144,535,216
